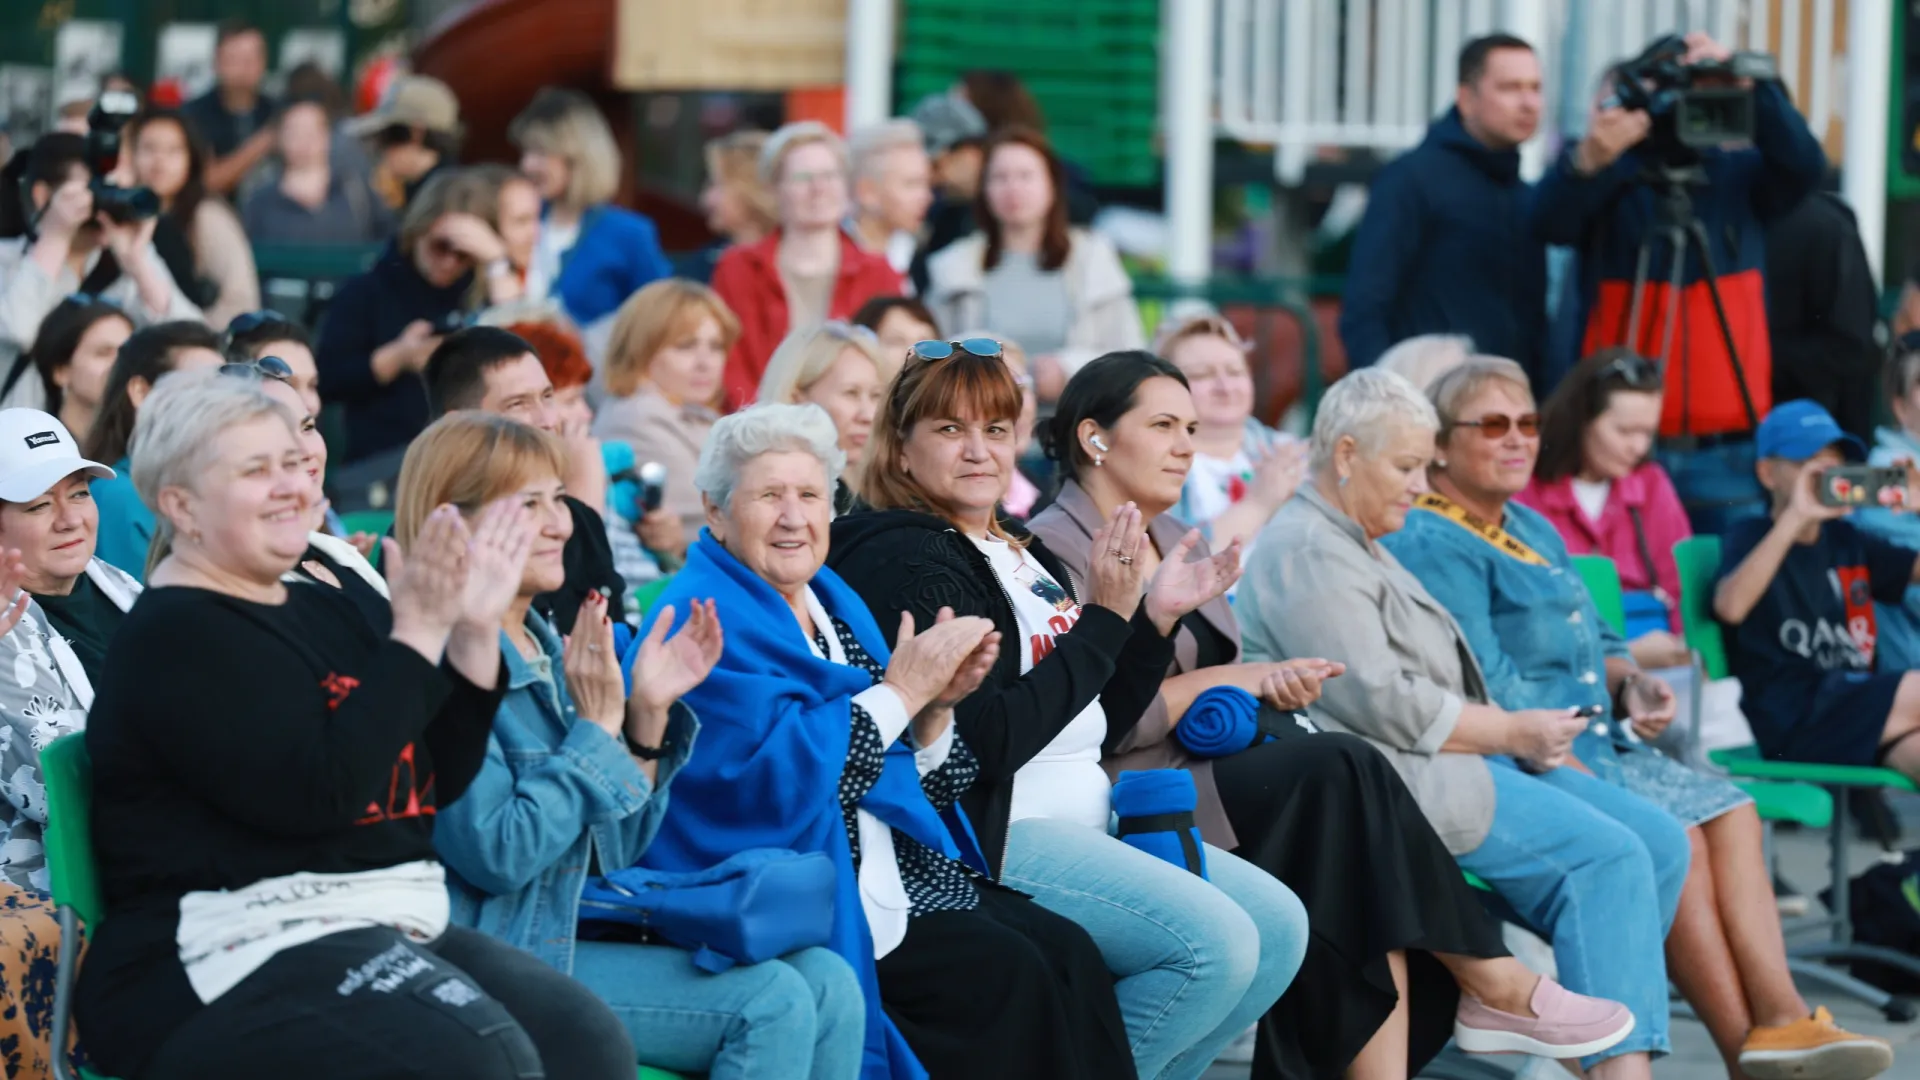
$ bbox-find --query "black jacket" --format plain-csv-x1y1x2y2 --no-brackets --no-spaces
827,508,1175,877
1766,190,1880,442
535,495,627,635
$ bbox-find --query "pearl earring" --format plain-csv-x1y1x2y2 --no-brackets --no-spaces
1339,474,1349,487
1095,455,1106,467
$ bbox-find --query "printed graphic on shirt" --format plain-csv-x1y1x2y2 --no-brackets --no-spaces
1776,565,1878,672
1011,557,1080,664
1834,565,1879,665
357,742,435,825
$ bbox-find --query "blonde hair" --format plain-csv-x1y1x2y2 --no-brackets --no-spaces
1150,310,1249,358
603,279,741,400
130,369,299,575
704,130,777,235
399,167,507,255
759,121,849,187
509,87,621,209
393,413,567,551
757,322,889,407
1427,354,1535,433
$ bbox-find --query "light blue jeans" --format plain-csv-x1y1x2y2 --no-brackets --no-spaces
1001,816,1309,1080
1455,759,1691,1068
572,942,864,1080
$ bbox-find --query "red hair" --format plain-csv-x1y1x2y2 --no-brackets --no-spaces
506,321,593,391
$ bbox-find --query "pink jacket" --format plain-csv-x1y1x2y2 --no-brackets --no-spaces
1515,462,1692,633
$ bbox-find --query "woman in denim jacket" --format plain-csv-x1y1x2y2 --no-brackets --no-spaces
419,413,866,1080
1385,357,1885,1079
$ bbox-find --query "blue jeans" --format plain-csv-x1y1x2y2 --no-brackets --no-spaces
572,942,864,1080
1001,816,1309,1080
1653,440,1766,535
1456,760,1691,1068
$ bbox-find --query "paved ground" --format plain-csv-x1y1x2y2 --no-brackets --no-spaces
1201,805,1920,1080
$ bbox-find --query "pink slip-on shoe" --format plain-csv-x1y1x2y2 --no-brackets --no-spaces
1454,977,1635,1059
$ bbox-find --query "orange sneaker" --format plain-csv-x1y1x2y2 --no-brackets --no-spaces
1738,1008,1893,1080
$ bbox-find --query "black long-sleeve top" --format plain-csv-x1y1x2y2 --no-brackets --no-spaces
75,581,506,1078
827,508,1176,877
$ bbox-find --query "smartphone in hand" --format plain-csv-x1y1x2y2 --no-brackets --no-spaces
1818,465,1908,509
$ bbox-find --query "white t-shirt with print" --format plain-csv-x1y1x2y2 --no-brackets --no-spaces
969,535,1110,829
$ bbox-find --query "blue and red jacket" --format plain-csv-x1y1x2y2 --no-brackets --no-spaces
1532,81,1826,437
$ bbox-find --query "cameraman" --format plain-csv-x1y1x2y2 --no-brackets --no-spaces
1534,32,1825,533
0,134,201,412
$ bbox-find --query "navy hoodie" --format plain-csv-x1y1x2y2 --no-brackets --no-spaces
1340,108,1546,378
315,245,472,463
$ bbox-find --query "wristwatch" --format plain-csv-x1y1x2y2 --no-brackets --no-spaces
623,730,667,760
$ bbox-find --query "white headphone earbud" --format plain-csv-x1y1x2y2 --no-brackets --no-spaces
1090,434,1110,452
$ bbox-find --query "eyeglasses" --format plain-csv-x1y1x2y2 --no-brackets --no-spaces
1450,412,1540,439
910,338,1003,364
219,355,294,384
782,168,845,189
1595,352,1660,389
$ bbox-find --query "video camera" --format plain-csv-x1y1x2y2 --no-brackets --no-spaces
1607,33,1778,158
84,90,158,222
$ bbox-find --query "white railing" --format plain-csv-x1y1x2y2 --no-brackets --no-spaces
1214,0,1843,183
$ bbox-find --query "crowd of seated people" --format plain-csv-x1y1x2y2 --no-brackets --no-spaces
0,38,1900,1080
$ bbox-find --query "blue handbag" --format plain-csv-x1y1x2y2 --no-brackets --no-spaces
579,848,836,973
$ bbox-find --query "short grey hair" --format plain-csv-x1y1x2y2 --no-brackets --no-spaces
759,121,849,186
695,402,848,510
1310,368,1440,471
130,368,299,573
1375,334,1475,393
1427,355,1535,430
848,119,925,180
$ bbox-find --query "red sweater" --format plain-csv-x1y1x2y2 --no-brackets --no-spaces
712,231,902,411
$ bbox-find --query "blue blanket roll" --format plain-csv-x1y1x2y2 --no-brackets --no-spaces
1175,685,1269,758
1111,769,1208,879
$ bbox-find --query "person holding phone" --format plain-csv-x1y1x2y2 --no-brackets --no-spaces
1715,399,1920,787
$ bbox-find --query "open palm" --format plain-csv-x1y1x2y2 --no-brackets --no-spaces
631,600,725,712
1144,530,1243,630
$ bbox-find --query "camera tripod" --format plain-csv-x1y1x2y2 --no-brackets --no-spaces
1617,163,1762,435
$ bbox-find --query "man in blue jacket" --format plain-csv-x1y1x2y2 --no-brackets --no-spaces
1340,34,1546,376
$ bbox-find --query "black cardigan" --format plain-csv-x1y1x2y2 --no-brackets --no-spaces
827,508,1175,877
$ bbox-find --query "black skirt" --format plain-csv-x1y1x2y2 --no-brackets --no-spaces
1213,729,1510,1080
875,884,1136,1080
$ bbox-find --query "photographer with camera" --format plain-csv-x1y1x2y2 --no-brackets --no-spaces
1341,34,1546,377
1533,31,1826,534
0,128,201,414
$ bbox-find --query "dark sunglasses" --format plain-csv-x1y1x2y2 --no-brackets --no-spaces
1596,352,1660,389
909,338,1003,363
223,309,294,349
1450,412,1540,439
60,292,118,309
219,355,295,384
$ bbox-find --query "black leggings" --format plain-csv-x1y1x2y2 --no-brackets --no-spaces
142,925,634,1080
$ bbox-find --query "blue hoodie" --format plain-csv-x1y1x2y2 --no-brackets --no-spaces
1340,107,1546,378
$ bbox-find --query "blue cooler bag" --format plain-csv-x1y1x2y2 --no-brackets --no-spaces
580,848,835,972
1112,769,1209,879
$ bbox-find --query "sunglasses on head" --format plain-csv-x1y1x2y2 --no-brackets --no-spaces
1450,412,1540,439
909,338,1003,363
219,355,294,384
60,292,118,310
1596,352,1660,389
821,320,880,347
223,309,294,349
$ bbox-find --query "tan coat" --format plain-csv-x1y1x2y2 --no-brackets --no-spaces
1026,479,1238,848
1236,484,1496,854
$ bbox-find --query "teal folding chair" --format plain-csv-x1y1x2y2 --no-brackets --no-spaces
43,733,116,1080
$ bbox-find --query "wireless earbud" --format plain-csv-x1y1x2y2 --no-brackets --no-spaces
1090,434,1110,452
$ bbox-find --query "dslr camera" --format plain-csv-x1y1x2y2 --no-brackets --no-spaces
1607,33,1778,158
85,91,159,222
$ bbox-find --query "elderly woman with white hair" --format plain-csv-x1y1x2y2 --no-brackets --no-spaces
636,402,1136,1080
756,321,894,509
1373,333,1475,394
510,87,672,331
75,371,639,1080
713,122,903,410
1238,366,1828,1080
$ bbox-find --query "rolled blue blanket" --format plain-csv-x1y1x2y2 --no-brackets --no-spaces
1176,685,1268,758
1111,769,1208,879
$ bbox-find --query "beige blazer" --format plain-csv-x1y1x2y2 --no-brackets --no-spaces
1236,484,1496,854
591,390,717,538
1026,479,1238,849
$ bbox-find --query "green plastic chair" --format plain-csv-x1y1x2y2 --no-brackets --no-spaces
43,733,115,1080
1672,535,1920,1019
631,575,675,621
1569,554,1628,639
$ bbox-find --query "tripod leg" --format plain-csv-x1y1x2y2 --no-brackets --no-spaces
1657,223,1688,372
1623,233,1660,349
1685,219,1762,430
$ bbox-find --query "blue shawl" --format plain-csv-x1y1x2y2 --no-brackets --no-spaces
635,533,986,1080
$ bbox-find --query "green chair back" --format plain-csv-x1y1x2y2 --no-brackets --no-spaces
631,575,675,621
1672,535,1730,680
1570,554,1627,636
42,733,102,930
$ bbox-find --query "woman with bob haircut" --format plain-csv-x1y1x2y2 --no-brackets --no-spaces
594,279,741,566
712,121,902,410
510,87,672,331
757,321,894,503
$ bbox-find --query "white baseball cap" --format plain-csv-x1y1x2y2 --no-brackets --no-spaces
0,409,113,503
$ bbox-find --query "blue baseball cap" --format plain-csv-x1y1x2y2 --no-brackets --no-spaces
1755,400,1867,463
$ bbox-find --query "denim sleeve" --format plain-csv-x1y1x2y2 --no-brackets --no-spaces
1388,527,1559,711
432,706,661,897
601,703,699,868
